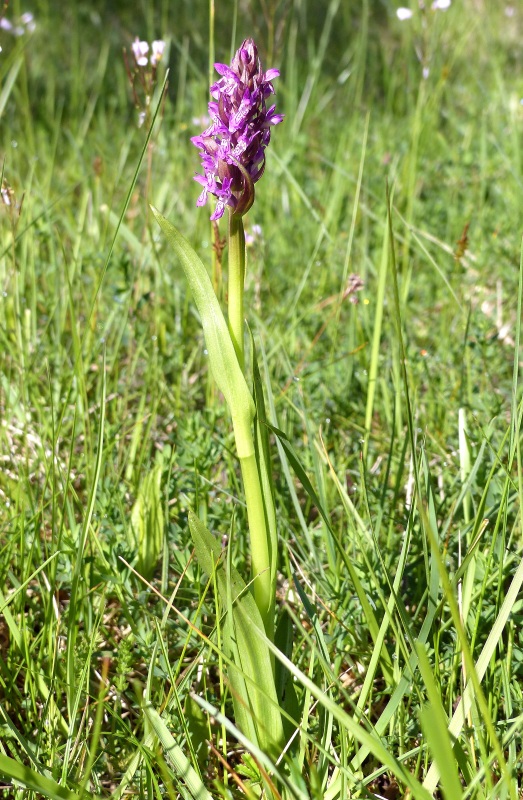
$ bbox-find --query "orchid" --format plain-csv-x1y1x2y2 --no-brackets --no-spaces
192,38,283,220
154,38,286,761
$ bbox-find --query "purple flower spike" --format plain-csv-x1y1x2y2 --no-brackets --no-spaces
192,38,284,220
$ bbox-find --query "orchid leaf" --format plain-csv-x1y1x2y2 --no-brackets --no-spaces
250,330,278,592
189,510,284,759
143,703,212,800
151,208,255,458
130,459,164,580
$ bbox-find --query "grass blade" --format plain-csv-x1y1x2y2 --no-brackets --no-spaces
143,704,213,800
0,753,90,800
416,643,463,800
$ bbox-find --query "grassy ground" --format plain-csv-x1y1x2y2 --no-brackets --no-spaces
1,0,523,797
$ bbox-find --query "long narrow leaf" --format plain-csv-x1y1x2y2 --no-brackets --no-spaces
250,330,278,591
262,633,434,800
189,511,284,758
268,421,392,678
0,753,89,800
416,643,463,800
423,552,523,793
143,704,212,800
151,208,255,458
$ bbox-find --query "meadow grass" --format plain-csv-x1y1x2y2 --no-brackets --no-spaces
0,0,522,798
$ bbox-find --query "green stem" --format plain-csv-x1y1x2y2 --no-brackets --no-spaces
239,451,274,641
228,212,275,642
228,213,246,370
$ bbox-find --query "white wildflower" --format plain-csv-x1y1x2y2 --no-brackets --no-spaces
245,224,263,246
21,12,36,32
1,12,36,36
396,7,414,20
132,38,149,67
192,114,211,128
150,40,165,67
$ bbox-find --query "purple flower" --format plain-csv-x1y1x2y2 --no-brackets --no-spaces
192,38,284,220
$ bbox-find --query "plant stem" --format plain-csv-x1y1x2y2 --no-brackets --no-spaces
228,212,275,641
228,213,246,370
239,451,274,641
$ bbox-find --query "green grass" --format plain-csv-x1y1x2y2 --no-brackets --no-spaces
1,0,523,797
